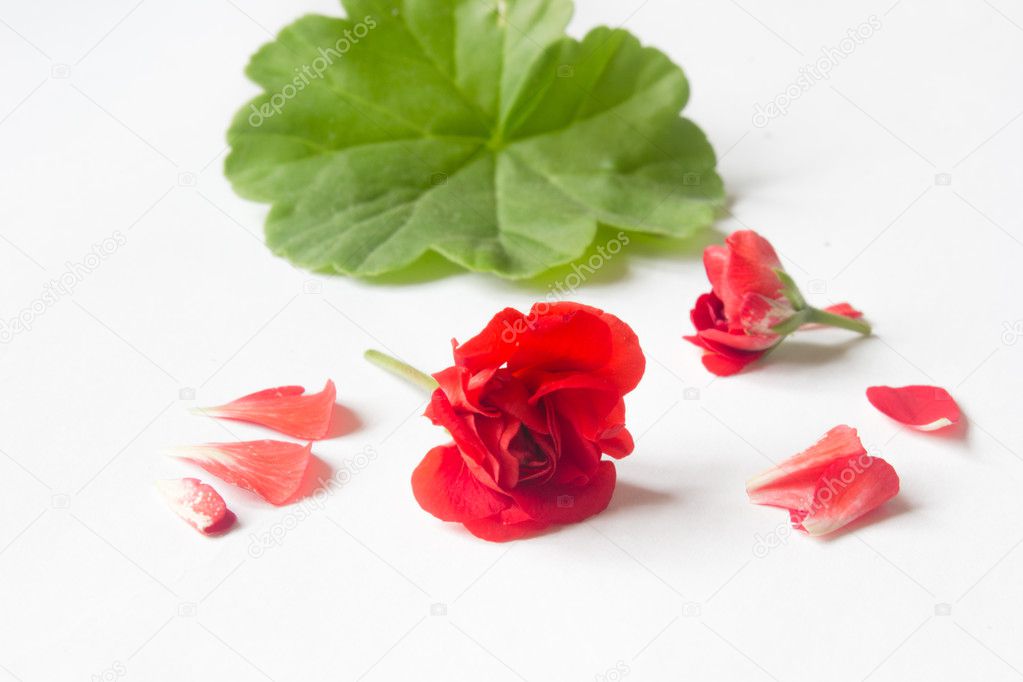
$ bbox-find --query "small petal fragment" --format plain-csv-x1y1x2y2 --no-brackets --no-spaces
171,440,312,505
866,385,961,431
198,381,336,439
156,478,235,535
747,426,900,536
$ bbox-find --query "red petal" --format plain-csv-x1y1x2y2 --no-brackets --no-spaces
461,515,550,542
798,456,900,536
684,335,764,376
700,351,759,376
532,302,646,394
686,291,774,376
823,302,863,319
599,425,634,459
866,385,961,431
690,292,726,332
530,374,619,434
171,440,312,505
696,328,778,352
509,460,617,525
452,308,526,373
710,231,784,321
747,426,866,509
411,444,511,523
155,478,235,535
509,308,612,377
424,389,505,491
199,381,336,440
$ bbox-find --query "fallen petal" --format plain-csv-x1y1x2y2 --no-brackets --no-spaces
170,440,312,505
746,425,866,510
797,455,900,536
197,381,336,440
155,478,235,535
747,426,900,537
866,385,961,431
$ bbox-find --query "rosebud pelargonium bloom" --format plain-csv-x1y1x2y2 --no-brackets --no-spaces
412,302,645,542
685,230,870,376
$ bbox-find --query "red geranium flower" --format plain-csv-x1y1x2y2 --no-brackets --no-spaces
411,302,645,542
685,230,871,376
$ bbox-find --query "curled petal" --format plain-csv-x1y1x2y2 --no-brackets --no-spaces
866,385,961,431
797,456,900,536
710,231,784,320
411,444,511,523
425,389,505,491
747,427,899,536
747,425,867,509
155,478,235,535
452,308,525,373
686,291,774,375
198,381,336,440
699,352,758,376
170,440,311,505
532,302,646,394
685,332,768,376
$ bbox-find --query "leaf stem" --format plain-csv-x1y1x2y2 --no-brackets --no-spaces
364,350,438,393
805,308,872,335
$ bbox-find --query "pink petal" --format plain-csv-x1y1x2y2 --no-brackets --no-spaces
198,380,336,440
170,440,312,505
746,425,866,509
797,455,900,536
155,478,235,535
866,385,961,431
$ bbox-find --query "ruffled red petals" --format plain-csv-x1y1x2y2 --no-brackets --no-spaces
417,302,643,541
866,385,961,431
746,426,900,536
411,444,617,542
171,440,311,505
156,478,235,535
198,381,336,439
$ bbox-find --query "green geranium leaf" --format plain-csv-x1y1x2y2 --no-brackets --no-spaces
226,0,724,279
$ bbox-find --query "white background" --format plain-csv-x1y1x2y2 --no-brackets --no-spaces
2,1,1022,680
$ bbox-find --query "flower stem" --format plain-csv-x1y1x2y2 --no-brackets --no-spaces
364,350,439,392
805,307,872,335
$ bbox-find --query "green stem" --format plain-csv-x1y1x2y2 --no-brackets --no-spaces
364,350,439,393
805,307,872,335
